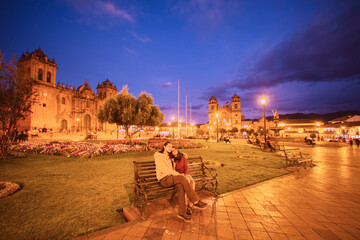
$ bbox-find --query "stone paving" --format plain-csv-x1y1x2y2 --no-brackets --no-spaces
74,145,360,240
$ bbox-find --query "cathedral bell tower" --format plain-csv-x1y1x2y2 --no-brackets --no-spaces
231,93,242,125
18,47,58,87
96,78,118,100
208,95,219,124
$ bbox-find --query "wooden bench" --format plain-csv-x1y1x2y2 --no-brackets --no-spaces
274,144,285,151
85,134,98,140
133,156,218,219
267,142,285,152
30,134,38,139
283,149,313,168
247,139,264,148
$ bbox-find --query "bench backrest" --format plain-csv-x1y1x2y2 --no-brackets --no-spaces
284,149,302,159
134,156,204,182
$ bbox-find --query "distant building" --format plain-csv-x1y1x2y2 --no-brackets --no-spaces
321,115,360,139
276,119,323,138
17,48,118,133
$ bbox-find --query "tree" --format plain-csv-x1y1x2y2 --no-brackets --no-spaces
97,86,164,142
219,128,227,134
196,128,205,137
231,127,238,133
0,52,38,159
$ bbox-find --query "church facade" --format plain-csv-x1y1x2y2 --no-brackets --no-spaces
202,93,245,135
17,48,118,133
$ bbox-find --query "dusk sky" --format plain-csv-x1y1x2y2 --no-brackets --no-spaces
1,0,359,124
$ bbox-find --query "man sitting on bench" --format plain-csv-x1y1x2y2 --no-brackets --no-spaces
154,142,207,222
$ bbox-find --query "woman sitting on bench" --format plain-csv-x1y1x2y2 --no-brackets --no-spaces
154,142,207,222
170,147,195,215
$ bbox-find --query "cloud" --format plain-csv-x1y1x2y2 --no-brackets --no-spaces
231,1,360,90
199,81,235,103
66,0,135,27
160,82,172,88
201,1,360,112
189,104,204,110
123,46,137,55
130,31,152,43
159,105,175,111
171,0,239,33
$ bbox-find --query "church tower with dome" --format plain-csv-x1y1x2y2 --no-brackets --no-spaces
16,48,118,133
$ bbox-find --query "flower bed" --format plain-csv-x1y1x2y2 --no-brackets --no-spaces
106,139,203,149
11,140,204,158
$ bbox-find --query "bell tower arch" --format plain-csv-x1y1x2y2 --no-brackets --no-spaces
18,48,58,87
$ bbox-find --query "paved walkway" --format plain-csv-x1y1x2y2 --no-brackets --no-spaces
74,145,360,240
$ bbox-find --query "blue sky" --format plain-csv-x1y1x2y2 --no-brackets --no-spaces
1,0,359,124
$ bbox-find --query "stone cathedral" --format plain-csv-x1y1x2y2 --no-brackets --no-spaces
17,48,117,133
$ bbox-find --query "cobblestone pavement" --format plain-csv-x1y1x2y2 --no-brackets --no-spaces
74,144,360,240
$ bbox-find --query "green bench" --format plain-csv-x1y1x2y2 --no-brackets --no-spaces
133,156,218,219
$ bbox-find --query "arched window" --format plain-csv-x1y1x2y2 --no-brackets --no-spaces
46,72,51,83
211,106,214,110
86,101,90,108
234,104,238,109
38,69,43,80
61,97,65,104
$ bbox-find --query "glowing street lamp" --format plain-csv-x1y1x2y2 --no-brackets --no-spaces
216,113,219,142
260,97,267,142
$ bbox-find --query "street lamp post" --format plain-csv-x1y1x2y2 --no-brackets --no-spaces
261,98,266,142
216,113,219,142
171,116,175,138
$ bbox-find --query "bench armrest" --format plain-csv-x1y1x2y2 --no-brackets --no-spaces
203,164,218,178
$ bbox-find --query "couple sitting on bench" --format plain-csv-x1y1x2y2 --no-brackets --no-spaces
154,142,207,222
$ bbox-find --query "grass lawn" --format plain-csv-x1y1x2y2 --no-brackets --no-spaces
0,140,288,240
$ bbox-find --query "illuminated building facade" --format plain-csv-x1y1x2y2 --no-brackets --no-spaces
17,48,118,133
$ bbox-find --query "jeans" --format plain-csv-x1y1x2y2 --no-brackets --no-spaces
159,175,199,215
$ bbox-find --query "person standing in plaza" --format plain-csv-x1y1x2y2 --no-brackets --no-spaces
154,142,207,222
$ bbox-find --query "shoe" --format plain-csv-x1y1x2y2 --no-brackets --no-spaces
177,214,191,222
193,200,207,210
186,206,193,215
